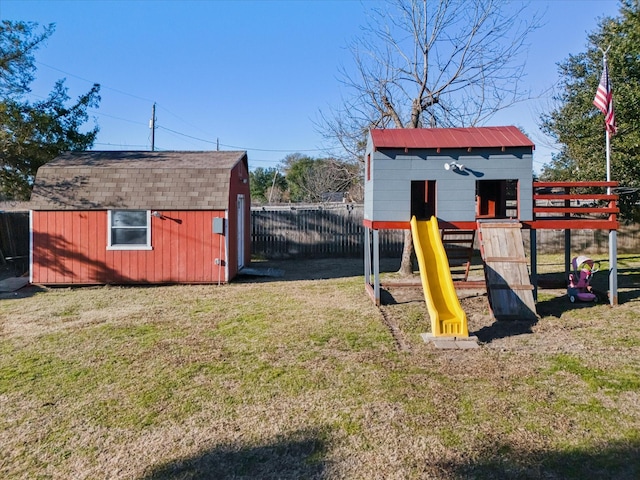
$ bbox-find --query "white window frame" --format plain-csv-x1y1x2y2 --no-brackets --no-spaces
107,210,152,250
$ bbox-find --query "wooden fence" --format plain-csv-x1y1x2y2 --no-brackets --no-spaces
0,211,29,273
525,226,640,255
251,204,404,258
1,207,639,265
251,204,640,258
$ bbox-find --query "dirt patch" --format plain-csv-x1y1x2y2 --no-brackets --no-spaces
378,279,640,355
241,257,634,328
299,254,639,354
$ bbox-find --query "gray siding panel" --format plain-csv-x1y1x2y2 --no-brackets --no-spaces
371,179,408,191
519,181,534,221
372,199,410,222
366,133,534,224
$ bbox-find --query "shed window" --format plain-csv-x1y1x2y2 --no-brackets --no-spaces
108,210,152,250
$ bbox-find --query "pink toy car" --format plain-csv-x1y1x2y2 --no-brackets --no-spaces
567,255,600,303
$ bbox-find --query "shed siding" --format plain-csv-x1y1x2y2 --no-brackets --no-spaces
31,210,227,284
227,159,252,273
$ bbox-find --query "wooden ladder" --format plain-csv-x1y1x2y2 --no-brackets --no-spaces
440,229,475,282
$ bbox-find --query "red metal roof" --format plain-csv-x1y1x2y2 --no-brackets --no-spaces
370,126,534,150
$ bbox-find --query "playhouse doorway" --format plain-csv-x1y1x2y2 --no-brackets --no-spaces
411,180,436,220
476,179,518,219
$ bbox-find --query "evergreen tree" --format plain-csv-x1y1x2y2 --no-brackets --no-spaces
0,21,101,200
249,167,287,204
541,0,640,221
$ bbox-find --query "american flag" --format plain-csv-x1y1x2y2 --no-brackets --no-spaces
593,60,616,135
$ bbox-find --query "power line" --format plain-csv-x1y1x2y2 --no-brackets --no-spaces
35,60,326,155
154,104,325,153
219,142,325,153
156,125,324,153
93,142,149,149
155,104,212,138
156,125,217,145
88,108,147,126
36,61,156,103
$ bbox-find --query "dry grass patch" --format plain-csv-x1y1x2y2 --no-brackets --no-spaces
1,256,640,479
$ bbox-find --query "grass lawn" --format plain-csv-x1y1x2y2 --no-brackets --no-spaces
1,255,639,479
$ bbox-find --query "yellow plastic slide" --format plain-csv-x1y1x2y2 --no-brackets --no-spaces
410,216,469,337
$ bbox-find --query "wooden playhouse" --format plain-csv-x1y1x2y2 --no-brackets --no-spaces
363,126,619,320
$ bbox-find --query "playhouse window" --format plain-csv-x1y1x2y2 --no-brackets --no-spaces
475,180,518,218
108,210,152,250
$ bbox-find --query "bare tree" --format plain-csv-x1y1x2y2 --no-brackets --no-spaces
288,158,360,203
320,0,541,274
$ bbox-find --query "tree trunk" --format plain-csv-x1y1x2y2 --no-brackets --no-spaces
398,229,414,276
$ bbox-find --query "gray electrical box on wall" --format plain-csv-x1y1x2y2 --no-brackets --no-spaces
213,217,225,234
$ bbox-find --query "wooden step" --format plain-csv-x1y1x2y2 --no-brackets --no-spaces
441,229,475,281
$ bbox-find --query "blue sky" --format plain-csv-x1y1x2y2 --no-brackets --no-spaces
1,0,621,172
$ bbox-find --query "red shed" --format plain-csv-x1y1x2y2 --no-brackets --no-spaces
29,151,250,285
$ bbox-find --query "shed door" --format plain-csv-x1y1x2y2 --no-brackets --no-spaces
237,194,245,269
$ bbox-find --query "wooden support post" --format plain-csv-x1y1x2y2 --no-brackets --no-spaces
373,229,380,306
364,226,381,306
530,228,537,302
564,186,572,280
364,226,371,285
565,229,571,280
610,229,618,305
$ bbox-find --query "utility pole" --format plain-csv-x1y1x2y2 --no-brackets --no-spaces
150,102,156,151
268,168,279,204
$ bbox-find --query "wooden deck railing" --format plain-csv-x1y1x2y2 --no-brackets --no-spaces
530,181,619,230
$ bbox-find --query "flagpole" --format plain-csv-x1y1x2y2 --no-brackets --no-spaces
606,129,611,185
606,130,618,307
601,50,618,306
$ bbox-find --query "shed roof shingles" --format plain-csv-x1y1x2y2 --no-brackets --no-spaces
30,151,247,210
